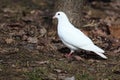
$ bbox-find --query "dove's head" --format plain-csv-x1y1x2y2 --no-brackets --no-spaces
53,11,69,21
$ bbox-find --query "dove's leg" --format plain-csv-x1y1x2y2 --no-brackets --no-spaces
65,50,74,58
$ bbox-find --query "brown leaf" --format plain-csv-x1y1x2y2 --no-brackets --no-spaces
39,27,47,37
18,30,25,36
5,38,14,44
95,28,107,37
73,55,84,61
27,37,38,43
109,25,120,39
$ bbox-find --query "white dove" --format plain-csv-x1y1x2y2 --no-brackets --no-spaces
53,11,107,59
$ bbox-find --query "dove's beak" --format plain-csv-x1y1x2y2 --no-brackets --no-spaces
52,16,56,19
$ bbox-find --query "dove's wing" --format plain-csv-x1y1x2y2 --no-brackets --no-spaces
58,23,107,58
58,23,94,49
80,44,104,53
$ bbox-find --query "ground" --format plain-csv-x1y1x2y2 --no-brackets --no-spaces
0,0,120,80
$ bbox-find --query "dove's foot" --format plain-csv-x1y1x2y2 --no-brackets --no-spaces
65,52,73,58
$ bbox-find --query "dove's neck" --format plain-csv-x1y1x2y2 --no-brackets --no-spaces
58,16,70,26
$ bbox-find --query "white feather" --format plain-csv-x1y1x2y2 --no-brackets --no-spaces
54,11,107,59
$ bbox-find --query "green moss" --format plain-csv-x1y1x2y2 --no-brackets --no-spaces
75,73,94,80
25,67,49,80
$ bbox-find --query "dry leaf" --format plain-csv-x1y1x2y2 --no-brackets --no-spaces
27,37,38,43
54,69,62,73
39,27,47,37
64,76,75,80
5,38,14,44
109,25,120,39
35,61,49,65
73,55,84,61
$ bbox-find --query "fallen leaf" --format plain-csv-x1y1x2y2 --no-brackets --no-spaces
109,25,120,39
39,27,47,37
35,61,49,65
48,73,57,80
64,76,75,80
73,55,84,61
5,38,14,44
54,69,62,73
27,37,38,43
3,8,16,13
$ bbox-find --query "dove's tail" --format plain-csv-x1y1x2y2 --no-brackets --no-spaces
93,51,107,59
81,44,107,59
91,45,107,59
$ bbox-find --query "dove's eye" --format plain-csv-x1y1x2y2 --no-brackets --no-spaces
58,13,60,15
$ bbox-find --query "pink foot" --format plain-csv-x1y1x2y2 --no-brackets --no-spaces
65,53,73,58
64,50,74,58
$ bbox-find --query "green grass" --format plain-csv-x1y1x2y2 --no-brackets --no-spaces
25,67,49,80
75,73,94,80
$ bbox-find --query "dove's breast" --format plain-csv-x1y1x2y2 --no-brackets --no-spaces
57,23,78,50
61,38,78,50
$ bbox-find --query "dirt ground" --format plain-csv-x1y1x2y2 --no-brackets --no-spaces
0,0,120,80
